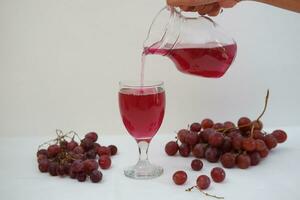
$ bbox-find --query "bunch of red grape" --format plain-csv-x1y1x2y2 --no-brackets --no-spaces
36,130,118,183
165,117,287,169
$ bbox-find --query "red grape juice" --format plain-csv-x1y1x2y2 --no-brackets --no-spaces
143,43,237,78
119,88,165,142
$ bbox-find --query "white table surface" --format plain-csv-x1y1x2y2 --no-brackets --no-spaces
0,127,299,200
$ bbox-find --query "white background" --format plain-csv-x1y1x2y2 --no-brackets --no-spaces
1,0,300,137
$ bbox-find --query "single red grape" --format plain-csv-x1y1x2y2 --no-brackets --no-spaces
208,132,224,147
37,154,47,163
255,139,267,151
179,144,190,157
253,130,265,140
90,170,103,183
83,159,98,174
236,154,251,169
213,123,224,130
80,138,94,151
249,152,261,166
264,134,278,149
47,144,60,158
200,128,215,143
227,129,241,139
38,159,49,172
86,149,97,159
272,130,287,143
259,148,269,158
77,172,87,182
232,136,243,150
190,122,201,132
220,153,235,168
177,129,189,144
192,143,206,158
108,145,118,155
223,121,236,132
172,171,187,185
191,159,203,171
97,146,111,157
98,155,111,169
197,175,210,190
185,132,199,146
49,162,59,176
201,118,214,129
197,133,204,143
37,149,47,157
205,147,220,163
211,167,226,183
238,117,252,132
165,141,179,156
221,136,232,153
242,137,256,152
72,160,84,173
85,132,98,142
67,140,78,151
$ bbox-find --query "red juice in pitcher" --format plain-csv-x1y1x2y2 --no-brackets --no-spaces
143,43,237,78
119,88,165,142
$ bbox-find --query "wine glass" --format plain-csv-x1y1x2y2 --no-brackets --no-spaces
118,81,165,179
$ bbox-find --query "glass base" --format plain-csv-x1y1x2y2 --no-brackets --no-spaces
124,160,163,179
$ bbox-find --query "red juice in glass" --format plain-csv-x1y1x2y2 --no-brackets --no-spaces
119,88,165,142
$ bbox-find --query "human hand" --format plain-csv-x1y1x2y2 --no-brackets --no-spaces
167,0,239,16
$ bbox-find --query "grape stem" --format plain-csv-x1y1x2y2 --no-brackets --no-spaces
174,131,179,143
216,89,270,137
175,137,179,143
68,130,82,141
38,138,59,150
186,186,224,199
185,186,195,192
37,130,82,151
250,89,270,137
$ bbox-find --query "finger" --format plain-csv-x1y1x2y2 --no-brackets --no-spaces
197,5,214,15
180,6,197,12
180,5,197,11
196,3,218,15
189,6,198,11
197,5,207,15
180,5,190,11
219,0,238,8
167,0,219,7
207,5,221,16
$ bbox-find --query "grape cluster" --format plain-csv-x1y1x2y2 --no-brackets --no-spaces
36,131,118,183
165,118,287,169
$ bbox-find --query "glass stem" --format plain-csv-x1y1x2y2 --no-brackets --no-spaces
137,141,149,162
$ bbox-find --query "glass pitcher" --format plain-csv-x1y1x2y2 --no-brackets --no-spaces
143,6,237,78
